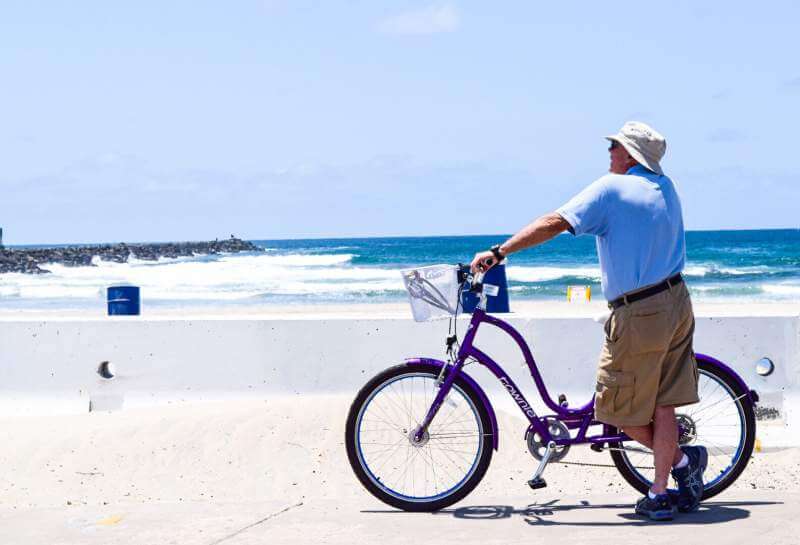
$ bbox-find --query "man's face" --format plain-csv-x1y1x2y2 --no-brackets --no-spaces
608,140,635,174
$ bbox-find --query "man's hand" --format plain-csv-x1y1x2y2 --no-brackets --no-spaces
470,250,498,274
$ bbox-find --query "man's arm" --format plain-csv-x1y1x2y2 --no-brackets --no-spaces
470,212,572,273
498,212,572,256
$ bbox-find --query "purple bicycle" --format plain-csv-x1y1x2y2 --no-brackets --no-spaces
345,266,758,512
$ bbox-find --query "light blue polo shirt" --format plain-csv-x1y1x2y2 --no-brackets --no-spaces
556,165,686,302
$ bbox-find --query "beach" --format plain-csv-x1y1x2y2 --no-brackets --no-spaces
1,396,798,544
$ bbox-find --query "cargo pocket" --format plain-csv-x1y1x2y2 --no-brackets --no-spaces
603,311,620,344
629,309,671,354
595,368,635,416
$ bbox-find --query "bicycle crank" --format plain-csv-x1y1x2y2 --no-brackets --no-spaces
526,417,571,462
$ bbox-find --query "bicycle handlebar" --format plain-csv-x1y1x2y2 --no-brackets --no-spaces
457,265,485,294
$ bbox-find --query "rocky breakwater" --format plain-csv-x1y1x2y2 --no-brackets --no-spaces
0,237,260,274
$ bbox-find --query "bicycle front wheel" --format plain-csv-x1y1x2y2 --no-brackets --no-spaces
610,358,756,500
345,362,494,512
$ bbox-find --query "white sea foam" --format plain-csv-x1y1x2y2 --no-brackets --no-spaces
0,252,403,303
683,264,774,277
228,253,355,266
1,250,797,306
506,266,600,282
760,284,800,296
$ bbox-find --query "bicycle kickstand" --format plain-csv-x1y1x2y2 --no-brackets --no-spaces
528,441,556,490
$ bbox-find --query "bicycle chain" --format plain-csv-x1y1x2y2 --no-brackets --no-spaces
551,446,656,469
553,460,655,470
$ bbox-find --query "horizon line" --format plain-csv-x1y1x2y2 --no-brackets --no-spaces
4,226,799,247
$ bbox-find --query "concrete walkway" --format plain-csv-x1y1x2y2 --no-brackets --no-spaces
1,492,796,545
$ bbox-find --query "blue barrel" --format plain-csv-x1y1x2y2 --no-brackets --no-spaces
460,264,510,313
107,285,141,315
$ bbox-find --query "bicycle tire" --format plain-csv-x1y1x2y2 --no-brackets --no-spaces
345,362,494,512
609,358,756,500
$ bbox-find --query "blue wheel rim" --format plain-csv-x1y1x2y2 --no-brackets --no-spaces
354,372,485,503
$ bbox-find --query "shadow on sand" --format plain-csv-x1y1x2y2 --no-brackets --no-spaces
363,499,782,526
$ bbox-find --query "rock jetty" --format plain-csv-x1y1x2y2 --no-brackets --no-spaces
0,237,260,274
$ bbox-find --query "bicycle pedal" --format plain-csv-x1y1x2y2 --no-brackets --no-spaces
527,477,547,490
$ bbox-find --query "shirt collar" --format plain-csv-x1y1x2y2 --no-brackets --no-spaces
626,164,657,177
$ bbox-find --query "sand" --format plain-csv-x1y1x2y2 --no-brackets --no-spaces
0,396,798,544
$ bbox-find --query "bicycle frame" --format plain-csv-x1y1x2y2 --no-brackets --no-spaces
414,307,630,448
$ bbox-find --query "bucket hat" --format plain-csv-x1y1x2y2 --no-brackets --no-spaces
606,121,666,175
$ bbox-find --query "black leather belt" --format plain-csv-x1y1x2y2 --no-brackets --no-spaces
608,273,683,310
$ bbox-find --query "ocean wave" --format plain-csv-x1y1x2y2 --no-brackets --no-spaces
219,253,355,266
683,264,775,277
506,265,600,282
2,242,799,306
760,284,800,296
0,252,400,302
0,286,21,297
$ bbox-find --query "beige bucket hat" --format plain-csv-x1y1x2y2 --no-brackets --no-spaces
606,121,667,175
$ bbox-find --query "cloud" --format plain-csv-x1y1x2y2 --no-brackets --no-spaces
707,128,746,143
377,3,459,35
781,76,800,91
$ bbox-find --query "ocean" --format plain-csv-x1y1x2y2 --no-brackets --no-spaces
1,229,798,310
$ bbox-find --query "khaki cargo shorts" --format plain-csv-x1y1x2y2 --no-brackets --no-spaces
594,280,699,428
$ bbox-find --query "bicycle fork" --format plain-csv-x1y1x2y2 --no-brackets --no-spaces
413,362,461,443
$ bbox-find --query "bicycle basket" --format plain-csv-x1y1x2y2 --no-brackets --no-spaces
400,264,460,322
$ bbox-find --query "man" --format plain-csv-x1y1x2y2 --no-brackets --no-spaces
470,121,707,521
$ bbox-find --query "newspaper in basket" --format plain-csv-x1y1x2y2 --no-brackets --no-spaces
400,264,460,322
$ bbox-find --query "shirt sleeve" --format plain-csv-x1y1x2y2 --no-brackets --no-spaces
555,177,609,237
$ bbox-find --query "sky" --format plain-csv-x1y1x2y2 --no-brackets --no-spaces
1,1,799,244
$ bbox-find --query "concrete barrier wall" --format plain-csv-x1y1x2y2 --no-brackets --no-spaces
0,313,798,440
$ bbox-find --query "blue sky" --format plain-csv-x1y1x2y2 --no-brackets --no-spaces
1,1,799,244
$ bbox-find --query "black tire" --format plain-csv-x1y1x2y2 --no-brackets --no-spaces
610,358,756,500
345,362,494,512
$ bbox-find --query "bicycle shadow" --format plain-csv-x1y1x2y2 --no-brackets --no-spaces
432,498,782,526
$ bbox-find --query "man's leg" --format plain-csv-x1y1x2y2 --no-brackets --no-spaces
622,405,683,494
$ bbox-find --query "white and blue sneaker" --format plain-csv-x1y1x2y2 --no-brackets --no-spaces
635,492,677,521
671,445,708,513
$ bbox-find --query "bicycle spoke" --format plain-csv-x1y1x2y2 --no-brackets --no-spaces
356,372,484,501
616,368,748,493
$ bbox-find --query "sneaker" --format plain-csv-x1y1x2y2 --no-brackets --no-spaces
635,493,677,521
671,445,708,513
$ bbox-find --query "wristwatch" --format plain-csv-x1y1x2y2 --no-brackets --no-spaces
489,244,505,262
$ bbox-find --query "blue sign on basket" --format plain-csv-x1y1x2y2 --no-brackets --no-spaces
459,264,510,313
107,285,141,315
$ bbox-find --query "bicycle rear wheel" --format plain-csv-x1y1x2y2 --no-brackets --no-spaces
610,358,756,499
345,362,494,512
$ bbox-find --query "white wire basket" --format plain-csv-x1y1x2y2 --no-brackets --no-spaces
400,264,460,322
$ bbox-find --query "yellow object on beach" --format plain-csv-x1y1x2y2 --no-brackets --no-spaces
566,285,592,303
755,438,762,453
97,515,124,526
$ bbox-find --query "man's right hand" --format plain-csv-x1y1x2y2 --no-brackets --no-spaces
470,250,498,274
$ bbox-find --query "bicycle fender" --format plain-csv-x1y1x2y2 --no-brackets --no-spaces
695,352,759,403
404,357,499,451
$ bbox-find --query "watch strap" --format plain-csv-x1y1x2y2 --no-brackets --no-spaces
490,244,504,262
